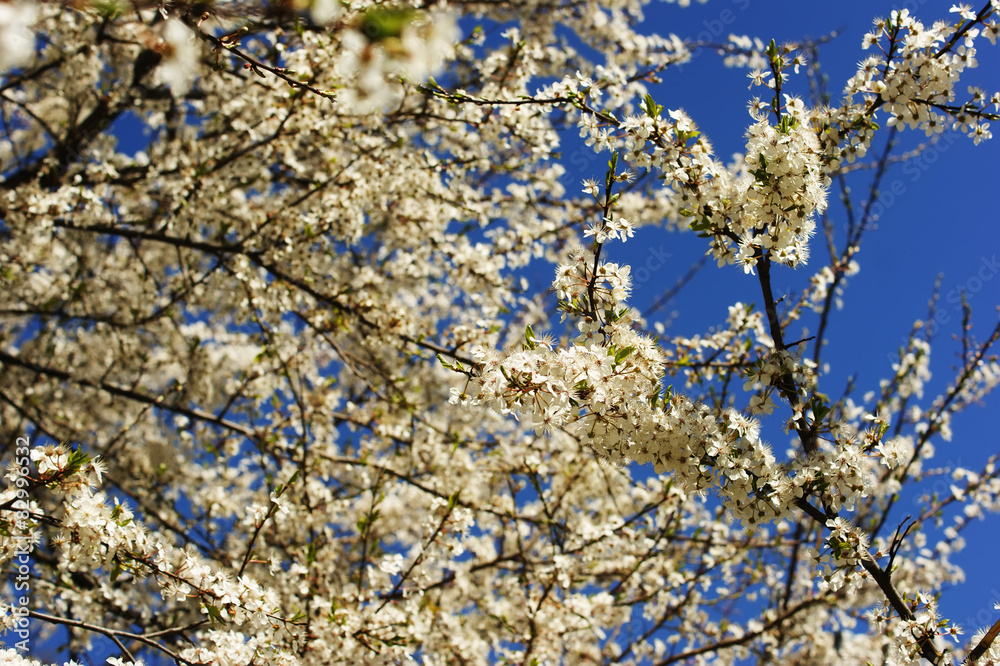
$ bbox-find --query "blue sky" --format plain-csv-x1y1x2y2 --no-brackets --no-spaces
4,1,997,659
452,0,1000,641
601,0,1000,636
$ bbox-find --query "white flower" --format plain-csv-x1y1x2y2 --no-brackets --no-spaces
107,658,146,666
0,1,36,71
269,490,290,515
379,553,404,575
972,122,992,145
309,0,343,24
747,68,770,89
337,10,457,113
30,444,70,476
949,4,976,21
875,436,913,469
583,220,605,243
157,19,199,97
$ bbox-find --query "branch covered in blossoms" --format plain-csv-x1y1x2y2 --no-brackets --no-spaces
2,1,1000,665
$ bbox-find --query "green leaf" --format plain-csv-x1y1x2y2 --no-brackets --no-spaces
92,0,128,18
811,395,831,422
307,539,318,565
357,8,417,43
523,324,537,350
204,604,224,624
614,346,635,365
642,93,663,119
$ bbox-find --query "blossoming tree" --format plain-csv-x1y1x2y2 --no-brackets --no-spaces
2,0,1000,664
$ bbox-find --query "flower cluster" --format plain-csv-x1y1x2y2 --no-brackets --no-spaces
156,19,199,97
584,212,635,243
858,9,999,141
887,337,933,400
734,103,828,271
969,605,1000,664
807,256,861,312
607,92,828,274
4,1,1000,664
870,592,964,665
334,9,459,113
0,1,36,71
462,250,878,525
819,517,870,588
1,443,297,661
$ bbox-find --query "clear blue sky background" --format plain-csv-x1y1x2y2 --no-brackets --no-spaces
593,0,1000,636
7,1,996,659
